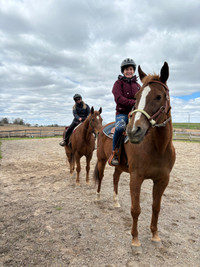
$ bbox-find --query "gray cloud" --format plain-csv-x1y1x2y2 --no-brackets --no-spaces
0,0,199,125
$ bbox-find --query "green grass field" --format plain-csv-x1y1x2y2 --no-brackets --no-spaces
0,141,2,159
172,123,200,130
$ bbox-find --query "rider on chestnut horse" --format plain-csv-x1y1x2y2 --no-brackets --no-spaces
108,58,141,166
59,94,90,146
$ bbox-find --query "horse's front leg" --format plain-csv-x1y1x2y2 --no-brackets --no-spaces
85,153,92,184
130,172,143,250
113,168,122,207
75,153,81,185
151,177,169,244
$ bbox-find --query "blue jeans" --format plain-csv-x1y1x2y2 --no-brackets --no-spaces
112,114,128,150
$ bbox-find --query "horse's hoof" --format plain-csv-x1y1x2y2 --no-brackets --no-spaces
113,192,120,208
96,192,100,201
114,202,121,208
131,245,142,255
152,233,161,242
86,181,90,185
76,182,80,186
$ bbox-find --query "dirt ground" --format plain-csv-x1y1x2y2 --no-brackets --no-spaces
0,138,199,267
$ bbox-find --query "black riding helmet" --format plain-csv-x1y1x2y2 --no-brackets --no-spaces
121,58,136,73
73,94,82,101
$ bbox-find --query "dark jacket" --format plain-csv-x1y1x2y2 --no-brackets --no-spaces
112,75,140,115
73,101,90,122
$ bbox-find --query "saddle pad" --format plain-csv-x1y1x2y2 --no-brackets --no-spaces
103,122,129,143
64,123,81,133
73,122,82,133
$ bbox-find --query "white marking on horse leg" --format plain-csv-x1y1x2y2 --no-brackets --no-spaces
113,191,121,208
96,192,100,201
132,86,151,131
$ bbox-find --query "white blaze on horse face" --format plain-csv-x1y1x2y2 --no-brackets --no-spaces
97,116,100,120
132,86,151,128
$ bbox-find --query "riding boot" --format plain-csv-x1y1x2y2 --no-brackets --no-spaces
59,140,66,146
108,149,119,166
59,130,70,146
59,134,70,146
59,120,78,147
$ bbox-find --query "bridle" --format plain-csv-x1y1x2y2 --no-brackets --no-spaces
128,80,171,128
88,113,101,133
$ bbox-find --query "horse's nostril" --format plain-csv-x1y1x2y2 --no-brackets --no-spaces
136,126,141,134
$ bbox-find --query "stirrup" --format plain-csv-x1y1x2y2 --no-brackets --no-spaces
108,151,119,166
59,140,66,146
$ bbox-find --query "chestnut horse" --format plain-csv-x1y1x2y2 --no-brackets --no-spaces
94,62,176,252
64,107,102,185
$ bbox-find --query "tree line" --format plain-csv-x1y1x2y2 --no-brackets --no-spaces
0,117,59,127
0,117,28,126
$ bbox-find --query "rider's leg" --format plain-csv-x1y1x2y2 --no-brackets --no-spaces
108,114,128,166
59,120,79,146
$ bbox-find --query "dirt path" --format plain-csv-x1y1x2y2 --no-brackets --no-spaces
0,139,200,267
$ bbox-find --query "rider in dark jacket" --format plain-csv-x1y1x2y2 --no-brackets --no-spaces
59,94,90,146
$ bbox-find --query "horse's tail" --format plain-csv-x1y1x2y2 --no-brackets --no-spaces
93,162,99,183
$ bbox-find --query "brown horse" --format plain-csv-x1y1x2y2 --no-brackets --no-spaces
64,107,102,185
94,62,176,252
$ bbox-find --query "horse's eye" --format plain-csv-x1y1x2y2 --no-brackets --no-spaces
155,95,161,101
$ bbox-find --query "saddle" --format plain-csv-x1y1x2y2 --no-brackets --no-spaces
64,125,81,147
103,122,129,166
103,122,129,143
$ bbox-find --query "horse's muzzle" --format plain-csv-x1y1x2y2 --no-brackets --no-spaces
126,125,147,144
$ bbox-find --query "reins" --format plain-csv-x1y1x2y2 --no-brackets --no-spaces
128,80,171,128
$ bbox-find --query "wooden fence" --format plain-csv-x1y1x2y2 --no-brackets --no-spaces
0,129,63,138
173,131,200,142
0,128,200,142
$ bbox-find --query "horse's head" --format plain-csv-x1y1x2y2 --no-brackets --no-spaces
127,62,171,144
89,107,103,134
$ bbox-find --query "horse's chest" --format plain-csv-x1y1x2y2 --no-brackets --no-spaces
79,145,93,156
128,147,174,175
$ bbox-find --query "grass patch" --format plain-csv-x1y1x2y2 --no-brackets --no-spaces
172,123,200,130
0,136,62,141
0,141,2,159
55,206,62,211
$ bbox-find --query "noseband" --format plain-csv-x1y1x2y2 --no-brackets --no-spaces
129,80,171,128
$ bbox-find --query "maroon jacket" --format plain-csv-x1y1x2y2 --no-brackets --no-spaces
112,75,141,115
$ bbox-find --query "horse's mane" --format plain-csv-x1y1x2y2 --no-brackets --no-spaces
142,74,160,87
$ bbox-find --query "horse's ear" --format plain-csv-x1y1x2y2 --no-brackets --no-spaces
91,106,94,114
160,62,169,84
138,65,147,83
99,107,102,114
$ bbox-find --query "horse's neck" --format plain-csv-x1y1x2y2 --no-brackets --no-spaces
82,119,93,140
151,120,173,153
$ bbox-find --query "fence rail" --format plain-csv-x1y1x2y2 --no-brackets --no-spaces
173,131,200,142
0,129,200,142
0,129,63,138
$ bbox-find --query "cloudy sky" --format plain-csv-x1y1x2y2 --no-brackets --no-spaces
0,0,200,126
